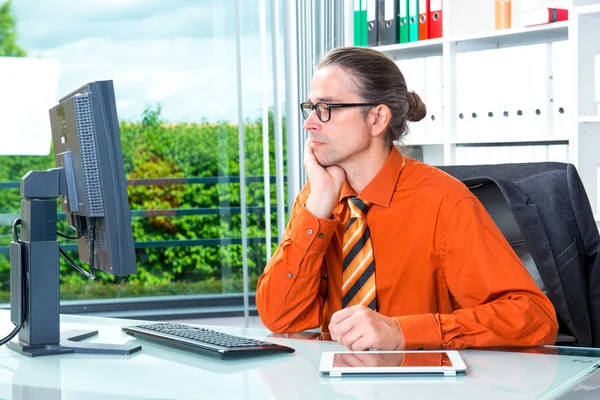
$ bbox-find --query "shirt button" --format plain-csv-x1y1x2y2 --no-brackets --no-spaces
319,233,325,239
287,272,293,278
307,229,313,235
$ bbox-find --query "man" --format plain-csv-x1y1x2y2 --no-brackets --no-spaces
256,46,558,351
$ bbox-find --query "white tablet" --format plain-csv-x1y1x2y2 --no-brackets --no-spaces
319,350,467,377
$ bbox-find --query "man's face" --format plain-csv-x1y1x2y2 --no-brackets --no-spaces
304,66,372,168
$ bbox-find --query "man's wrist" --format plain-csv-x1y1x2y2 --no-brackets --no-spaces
393,319,406,350
305,195,336,219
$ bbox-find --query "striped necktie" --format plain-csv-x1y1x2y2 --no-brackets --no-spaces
342,197,376,310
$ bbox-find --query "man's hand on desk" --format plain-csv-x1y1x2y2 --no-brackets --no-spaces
328,305,405,351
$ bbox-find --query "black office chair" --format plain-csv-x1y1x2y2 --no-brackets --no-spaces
461,178,575,345
439,162,600,347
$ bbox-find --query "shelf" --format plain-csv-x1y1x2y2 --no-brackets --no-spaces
452,136,570,145
450,22,568,53
595,214,600,224
405,139,445,146
574,4,600,17
375,38,443,60
579,115,600,123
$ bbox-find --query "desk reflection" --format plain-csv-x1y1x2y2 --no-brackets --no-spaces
269,331,332,341
10,357,62,400
259,343,566,400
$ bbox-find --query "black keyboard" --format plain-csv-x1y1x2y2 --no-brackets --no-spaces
122,323,295,359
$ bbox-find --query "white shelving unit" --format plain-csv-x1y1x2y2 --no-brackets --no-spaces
344,0,600,217
572,0,600,218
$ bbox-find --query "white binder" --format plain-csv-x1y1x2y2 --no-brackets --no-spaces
552,41,572,138
396,58,427,143
524,44,551,138
424,56,443,141
548,144,569,163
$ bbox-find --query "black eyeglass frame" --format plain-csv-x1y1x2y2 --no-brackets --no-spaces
299,101,378,123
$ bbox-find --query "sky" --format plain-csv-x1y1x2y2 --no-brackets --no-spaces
11,0,283,123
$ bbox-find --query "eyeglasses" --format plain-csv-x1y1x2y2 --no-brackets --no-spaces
299,101,378,123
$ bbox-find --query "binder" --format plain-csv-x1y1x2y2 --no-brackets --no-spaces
495,0,511,30
501,47,527,140
361,0,368,46
354,0,363,46
366,0,378,46
548,144,569,163
552,41,570,138
418,0,429,41
408,0,419,42
424,56,442,140
524,44,551,138
382,0,398,45
480,50,500,139
399,0,409,43
428,0,442,39
396,58,427,142
521,8,568,27
456,51,489,140
533,145,549,162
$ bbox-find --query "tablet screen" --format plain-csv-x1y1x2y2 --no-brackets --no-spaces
332,352,454,368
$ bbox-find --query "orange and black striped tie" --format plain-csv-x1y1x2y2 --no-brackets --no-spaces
342,197,376,310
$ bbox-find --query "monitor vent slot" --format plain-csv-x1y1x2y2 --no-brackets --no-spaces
74,95,104,217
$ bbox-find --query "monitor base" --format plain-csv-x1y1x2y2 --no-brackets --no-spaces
7,329,142,357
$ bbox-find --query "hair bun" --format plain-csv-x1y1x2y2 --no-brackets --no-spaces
407,91,427,122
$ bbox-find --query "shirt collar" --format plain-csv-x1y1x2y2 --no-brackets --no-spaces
339,147,406,208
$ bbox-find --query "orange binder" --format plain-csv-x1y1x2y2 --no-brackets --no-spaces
428,0,442,38
495,0,511,30
418,0,429,40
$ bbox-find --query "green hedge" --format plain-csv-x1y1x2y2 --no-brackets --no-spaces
0,106,286,297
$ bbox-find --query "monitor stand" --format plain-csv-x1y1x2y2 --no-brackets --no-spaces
7,169,141,357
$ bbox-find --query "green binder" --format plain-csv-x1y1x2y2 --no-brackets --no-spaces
399,0,409,43
354,0,362,46
353,0,368,46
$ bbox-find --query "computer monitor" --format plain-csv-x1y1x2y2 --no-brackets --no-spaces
7,80,141,357
51,80,136,276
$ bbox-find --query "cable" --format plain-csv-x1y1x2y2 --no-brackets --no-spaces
1,219,24,346
2,217,97,346
58,217,96,280
12,218,20,242
0,324,23,346
59,247,95,279
57,231,80,240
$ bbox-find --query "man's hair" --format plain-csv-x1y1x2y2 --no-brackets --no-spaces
317,46,426,145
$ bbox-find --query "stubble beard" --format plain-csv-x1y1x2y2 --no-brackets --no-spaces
314,139,370,169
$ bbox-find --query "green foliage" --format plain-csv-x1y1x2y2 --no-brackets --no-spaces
0,1,27,57
0,106,287,299
0,277,261,303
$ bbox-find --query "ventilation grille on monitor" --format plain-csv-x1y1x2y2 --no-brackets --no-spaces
74,94,104,217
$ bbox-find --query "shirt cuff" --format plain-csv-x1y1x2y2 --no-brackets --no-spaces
287,206,339,252
394,314,443,350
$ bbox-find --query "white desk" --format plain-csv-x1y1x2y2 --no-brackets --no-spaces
0,311,599,399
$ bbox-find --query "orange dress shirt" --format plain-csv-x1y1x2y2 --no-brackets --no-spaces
256,147,558,349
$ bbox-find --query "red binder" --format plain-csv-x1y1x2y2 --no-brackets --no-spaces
418,0,429,40
428,0,442,39
522,8,568,27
